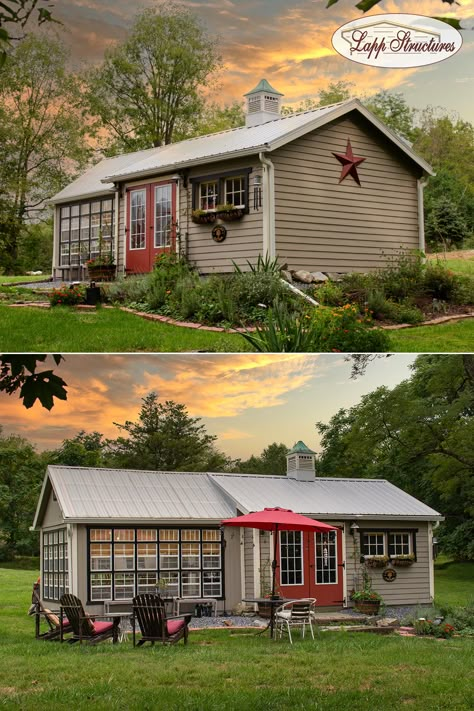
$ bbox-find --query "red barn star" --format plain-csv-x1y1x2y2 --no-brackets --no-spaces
332,139,366,186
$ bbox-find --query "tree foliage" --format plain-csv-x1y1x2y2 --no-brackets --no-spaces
365,90,415,140
108,392,230,472
0,0,58,66
0,34,91,272
325,0,461,29
85,4,222,153
46,431,108,468
237,442,289,475
317,355,474,559
0,354,67,409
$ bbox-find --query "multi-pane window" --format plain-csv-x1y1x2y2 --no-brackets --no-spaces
199,181,218,211
362,533,385,556
130,189,146,250
88,528,222,601
279,531,303,586
388,533,411,557
315,531,337,585
225,177,245,208
154,184,172,247
59,198,114,266
42,529,69,601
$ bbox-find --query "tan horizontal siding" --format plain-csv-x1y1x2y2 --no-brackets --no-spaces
117,196,125,273
244,528,256,598
181,158,263,274
273,113,421,273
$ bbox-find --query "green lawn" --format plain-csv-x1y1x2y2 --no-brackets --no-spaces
0,305,247,352
434,557,474,608
0,566,473,710
429,256,474,277
0,275,51,285
389,318,474,352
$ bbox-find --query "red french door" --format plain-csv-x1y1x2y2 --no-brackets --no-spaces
126,181,177,273
278,528,344,606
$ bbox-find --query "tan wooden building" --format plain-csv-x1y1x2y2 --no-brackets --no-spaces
50,79,433,280
32,443,442,615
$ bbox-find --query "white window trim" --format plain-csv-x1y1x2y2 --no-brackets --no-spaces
224,176,246,209
199,180,219,212
362,532,386,558
314,530,338,586
279,530,304,587
388,531,412,556
154,183,172,249
129,188,147,251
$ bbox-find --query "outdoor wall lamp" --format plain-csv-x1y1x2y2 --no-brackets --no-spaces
350,522,360,536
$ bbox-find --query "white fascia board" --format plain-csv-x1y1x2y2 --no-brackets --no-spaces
48,188,116,206
60,517,225,525
31,471,66,530
267,99,434,177
102,146,268,184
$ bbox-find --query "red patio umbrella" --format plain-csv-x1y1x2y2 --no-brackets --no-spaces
221,507,337,637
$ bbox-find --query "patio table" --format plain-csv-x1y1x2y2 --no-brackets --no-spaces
243,598,297,637
105,611,133,642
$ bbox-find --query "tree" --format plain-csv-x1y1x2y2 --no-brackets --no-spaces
0,34,91,272
46,431,108,467
191,101,245,137
319,81,354,107
85,4,222,153
317,355,474,559
326,0,462,30
0,354,67,409
109,392,229,472
0,427,44,559
237,443,289,475
365,90,415,140
0,1,58,66
425,196,469,249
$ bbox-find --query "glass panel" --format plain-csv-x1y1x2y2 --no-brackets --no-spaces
388,533,410,556
137,543,157,570
61,206,70,219
363,533,385,556
225,177,245,208
114,543,134,570
199,181,218,211
101,211,112,238
159,572,179,597
202,530,220,542
71,205,80,217
130,189,146,250
315,531,337,585
80,203,90,215
60,219,70,242
280,531,303,585
181,542,200,569
90,529,112,541
60,243,69,266
181,572,201,597
80,214,90,241
137,529,157,541
91,201,101,213
90,543,111,571
181,530,200,541
90,573,112,601
91,213,100,239
203,571,221,597
154,184,172,248
70,241,80,265
102,199,113,212
114,530,135,541
137,572,158,595
114,573,134,600
202,543,220,569
159,529,178,541
159,543,179,569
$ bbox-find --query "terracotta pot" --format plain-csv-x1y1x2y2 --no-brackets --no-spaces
354,600,381,615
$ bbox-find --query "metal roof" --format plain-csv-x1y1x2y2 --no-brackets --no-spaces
50,99,433,203
33,466,442,528
35,466,235,525
210,474,443,520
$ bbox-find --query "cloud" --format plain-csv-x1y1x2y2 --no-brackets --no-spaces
218,428,254,440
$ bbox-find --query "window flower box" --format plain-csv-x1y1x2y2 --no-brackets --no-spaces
391,554,416,567
191,210,217,225
216,204,245,222
364,555,390,569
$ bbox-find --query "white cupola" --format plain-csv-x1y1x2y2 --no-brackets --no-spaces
244,78,284,128
286,441,316,482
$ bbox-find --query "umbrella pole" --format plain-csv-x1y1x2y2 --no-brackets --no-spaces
270,524,279,639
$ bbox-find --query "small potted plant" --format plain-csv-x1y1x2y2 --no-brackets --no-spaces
191,209,217,225
351,587,383,615
216,203,245,221
390,553,416,567
364,555,390,569
87,253,116,281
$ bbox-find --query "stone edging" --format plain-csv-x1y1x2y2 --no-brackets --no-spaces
118,307,257,333
382,312,474,330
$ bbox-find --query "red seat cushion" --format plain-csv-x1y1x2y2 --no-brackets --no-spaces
92,621,114,635
167,619,185,636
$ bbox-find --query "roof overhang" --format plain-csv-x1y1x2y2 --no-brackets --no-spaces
31,470,66,531
48,186,117,206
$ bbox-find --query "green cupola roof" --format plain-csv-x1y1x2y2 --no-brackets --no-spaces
244,78,284,97
288,441,316,455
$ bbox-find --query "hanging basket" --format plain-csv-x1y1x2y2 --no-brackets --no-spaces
216,208,244,222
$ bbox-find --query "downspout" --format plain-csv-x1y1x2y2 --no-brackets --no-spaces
113,186,120,274
259,152,275,259
417,176,428,258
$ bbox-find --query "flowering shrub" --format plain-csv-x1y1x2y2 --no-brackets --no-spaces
49,285,84,306
351,589,383,603
414,619,455,638
310,304,391,353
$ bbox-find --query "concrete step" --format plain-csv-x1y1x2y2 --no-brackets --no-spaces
313,611,368,625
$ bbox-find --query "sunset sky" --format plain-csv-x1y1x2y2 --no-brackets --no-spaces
0,354,416,459
53,0,474,121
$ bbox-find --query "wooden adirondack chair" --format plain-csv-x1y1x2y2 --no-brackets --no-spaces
28,581,73,641
132,593,191,646
59,593,119,644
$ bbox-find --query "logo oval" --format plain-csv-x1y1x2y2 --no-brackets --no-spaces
332,13,462,68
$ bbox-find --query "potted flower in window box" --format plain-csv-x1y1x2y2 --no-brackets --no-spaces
216,204,245,221
86,253,116,281
351,588,383,615
191,209,217,225
391,553,416,567
364,555,390,569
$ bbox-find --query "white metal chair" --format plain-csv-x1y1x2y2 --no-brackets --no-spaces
275,598,317,643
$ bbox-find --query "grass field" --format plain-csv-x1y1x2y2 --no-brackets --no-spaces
1,303,473,353
428,252,474,277
0,566,473,710
0,275,50,285
434,557,474,608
